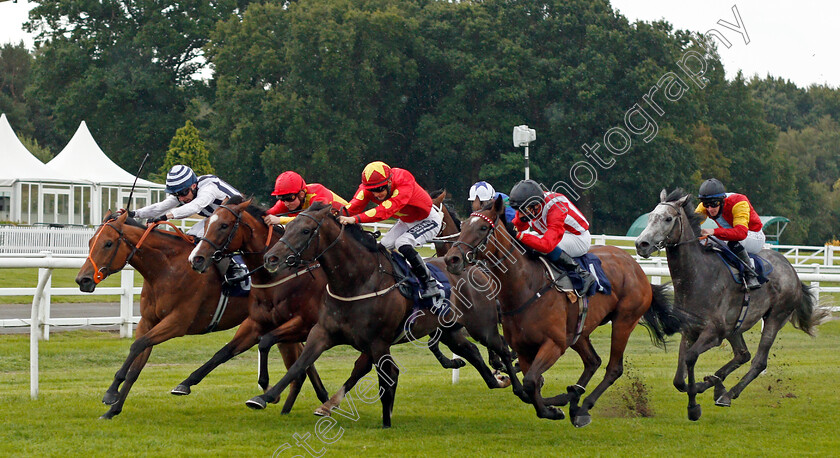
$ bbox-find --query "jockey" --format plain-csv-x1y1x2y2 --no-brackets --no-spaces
508,179,595,296
468,181,517,222
695,178,765,290
128,165,241,237
338,161,443,300
263,171,348,226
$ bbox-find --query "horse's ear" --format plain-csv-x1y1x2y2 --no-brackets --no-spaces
103,210,114,222
659,189,668,202
221,197,230,205
329,206,340,217
493,195,504,214
471,197,481,212
117,211,128,222
676,194,690,207
242,198,253,208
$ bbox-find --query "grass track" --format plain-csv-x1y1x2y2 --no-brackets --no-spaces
1,321,838,456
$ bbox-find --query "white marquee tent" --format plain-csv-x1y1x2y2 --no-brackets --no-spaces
0,114,165,225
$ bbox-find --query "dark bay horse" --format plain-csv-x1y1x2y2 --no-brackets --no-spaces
249,203,518,428
444,197,688,427
635,189,828,421
75,212,318,419
169,196,330,411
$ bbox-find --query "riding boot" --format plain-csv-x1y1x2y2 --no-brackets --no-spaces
729,243,761,290
553,251,596,297
399,245,443,300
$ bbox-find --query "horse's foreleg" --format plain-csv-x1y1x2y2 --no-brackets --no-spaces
172,318,263,396
673,336,689,392
685,328,724,421
277,342,329,413
521,341,565,421
439,328,509,389
246,325,333,410
255,315,308,391
101,345,153,419
428,340,466,369
544,336,601,408
702,334,751,400
717,316,785,407
314,353,373,417
370,343,399,428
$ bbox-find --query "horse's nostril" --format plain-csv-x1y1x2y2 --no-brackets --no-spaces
638,241,649,249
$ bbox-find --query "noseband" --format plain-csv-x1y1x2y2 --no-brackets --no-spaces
87,220,139,284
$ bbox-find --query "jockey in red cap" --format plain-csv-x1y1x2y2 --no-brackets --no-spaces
263,171,347,226
338,161,443,299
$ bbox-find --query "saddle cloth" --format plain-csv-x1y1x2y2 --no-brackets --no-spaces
218,255,251,297
710,245,773,287
388,250,452,317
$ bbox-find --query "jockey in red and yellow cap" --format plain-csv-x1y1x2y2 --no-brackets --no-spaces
264,171,347,226
339,161,444,299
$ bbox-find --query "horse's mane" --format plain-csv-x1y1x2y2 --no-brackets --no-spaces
226,195,268,223
664,188,703,237
307,202,379,252
430,189,462,230
117,216,193,243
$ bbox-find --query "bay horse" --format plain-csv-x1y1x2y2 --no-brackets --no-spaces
75,212,322,419
167,195,330,410
248,203,519,428
634,189,827,421
444,197,689,427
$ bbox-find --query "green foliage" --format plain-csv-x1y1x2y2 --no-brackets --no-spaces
155,120,215,180
17,134,53,163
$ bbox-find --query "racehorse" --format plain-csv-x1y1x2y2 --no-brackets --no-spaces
634,189,827,421
75,212,321,419
444,197,688,427
248,203,519,428
162,196,331,410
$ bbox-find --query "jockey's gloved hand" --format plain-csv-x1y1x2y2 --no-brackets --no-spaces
148,215,168,224
116,208,135,217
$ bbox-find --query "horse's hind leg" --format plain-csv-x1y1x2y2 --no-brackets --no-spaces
438,328,509,389
543,336,601,408
373,349,400,428
314,353,373,416
173,318,262,396
428,340,466,369
717,316,785,407
277,343,316,414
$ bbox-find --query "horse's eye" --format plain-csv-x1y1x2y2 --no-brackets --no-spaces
665,217,673,223
220,223,229,230
104,241,113,248
302,229,311,235
480,225,488,232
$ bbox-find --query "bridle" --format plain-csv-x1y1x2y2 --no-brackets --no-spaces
653,201,704,250
450,211,513,270
86,219,139,284
197,205,251,262
277,212,345,268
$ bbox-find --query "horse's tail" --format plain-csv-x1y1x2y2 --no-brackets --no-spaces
790,282,830,336
640,283,695,349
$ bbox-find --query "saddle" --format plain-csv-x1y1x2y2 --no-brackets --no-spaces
385,248,452,318
704,241,773,288
215,255,252,298
536,253,612,298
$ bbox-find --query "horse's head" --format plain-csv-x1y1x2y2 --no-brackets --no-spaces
445,196,506,274
263,203,339,273
190,196,254,273
635,188,700,258
76,211,136,292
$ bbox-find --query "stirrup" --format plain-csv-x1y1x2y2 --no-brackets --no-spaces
420,282,443,300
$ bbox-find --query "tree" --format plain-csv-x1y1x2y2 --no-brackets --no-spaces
155,120,215,181
0,42,35,135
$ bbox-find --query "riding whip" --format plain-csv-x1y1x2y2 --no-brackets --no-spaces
125,153,150,212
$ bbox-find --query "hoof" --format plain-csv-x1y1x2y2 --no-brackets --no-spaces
313,405,332,417
539,406,565,421
494,371,512,388
99,411,117,420
572,414,592,428
246,396,268,410
102,391,119,405
715,394,732,407
171,384,191,396
453,359,467,369
688,404,702,421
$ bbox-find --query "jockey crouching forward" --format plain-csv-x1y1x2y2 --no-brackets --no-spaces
695,178,765,290
338,161,443,300
508,179,595,296
263,171,347,226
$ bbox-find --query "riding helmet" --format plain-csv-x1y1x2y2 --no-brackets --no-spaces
165,165,198,194
272,171,307,196
508,180,544,209
698,178,726,199
362,161,392,189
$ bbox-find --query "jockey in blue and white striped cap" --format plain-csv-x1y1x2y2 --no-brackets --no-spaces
165,165,198,194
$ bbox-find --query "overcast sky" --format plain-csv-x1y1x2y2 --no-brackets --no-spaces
1,0,836,88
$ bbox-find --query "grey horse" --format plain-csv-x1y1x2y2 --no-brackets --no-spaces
635,189,828,421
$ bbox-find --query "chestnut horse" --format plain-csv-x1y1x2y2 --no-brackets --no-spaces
248,203,519,427
75,212,321,419
444,197,689,427
635,189,827,421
